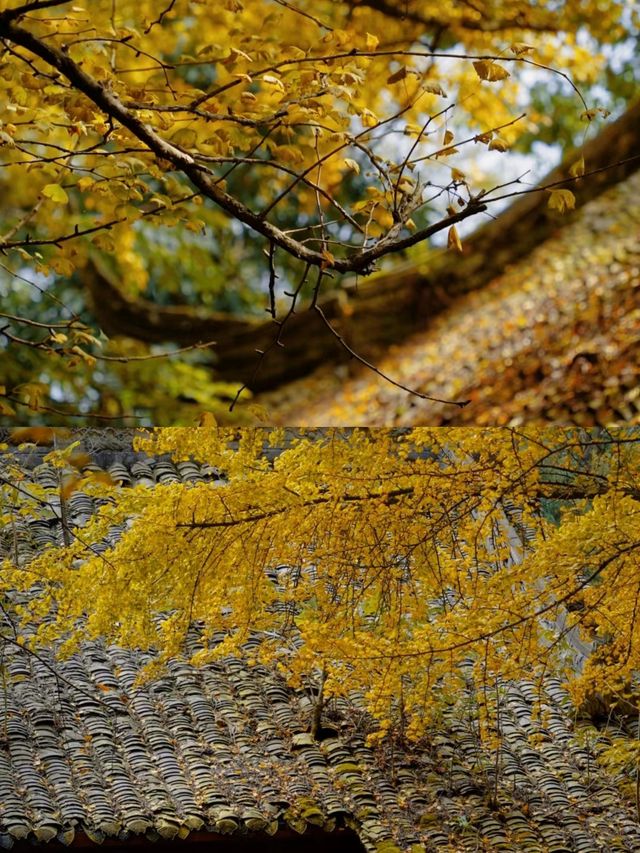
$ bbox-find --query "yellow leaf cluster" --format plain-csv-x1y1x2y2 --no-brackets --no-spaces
4,428,639,743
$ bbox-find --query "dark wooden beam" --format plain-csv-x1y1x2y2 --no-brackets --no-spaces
10,827,363,852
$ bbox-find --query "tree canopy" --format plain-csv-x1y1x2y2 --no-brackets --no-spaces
0,0,636,423
3,426,640,746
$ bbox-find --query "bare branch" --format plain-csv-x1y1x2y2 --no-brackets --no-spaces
313,302,471,408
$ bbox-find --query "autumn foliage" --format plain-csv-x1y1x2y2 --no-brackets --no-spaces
3,427,640,745
0,0,634,421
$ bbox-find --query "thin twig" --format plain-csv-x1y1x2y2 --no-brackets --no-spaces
229,262,312,411
270,0,333,31
93,340,218,362
266,241,277,320
313,302,471,407
144,0,177,35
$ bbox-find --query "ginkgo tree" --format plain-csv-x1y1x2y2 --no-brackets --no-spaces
3,426,640,744
0,0,633,421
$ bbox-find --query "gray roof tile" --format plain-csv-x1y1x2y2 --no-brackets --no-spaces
2,436,640,851
4,626,640,852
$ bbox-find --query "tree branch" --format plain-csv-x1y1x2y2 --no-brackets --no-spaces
175,479,640,532
0,15,482,274
352,0,557,33
0,0,69,21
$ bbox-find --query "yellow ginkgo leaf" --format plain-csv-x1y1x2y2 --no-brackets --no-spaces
20,383,47,412
361,109,378,128
488,136,509,152
321,248,335,268
435,146,459,158
387,67,408,85
423,82,447,97
261,74,285,92
509,42,535,55
365,32,379,51
198,411,218,426
447,225,463,253
547,188,576,213
42,183,69,204
170,127,198,148
569,156,585,177
472,60,510,82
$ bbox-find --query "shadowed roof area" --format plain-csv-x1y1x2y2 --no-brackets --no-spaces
2,435,640,852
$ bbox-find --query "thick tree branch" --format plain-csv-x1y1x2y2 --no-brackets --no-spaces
78,99,640,391
352,0,557,33
175,480,640,532
0,14,482,275
176,487,416,529
0,0,69,20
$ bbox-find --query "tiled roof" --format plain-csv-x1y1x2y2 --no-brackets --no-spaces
0,431,222,564
3,630,640,853
2,436,640,852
